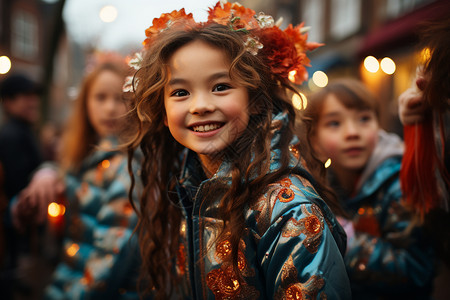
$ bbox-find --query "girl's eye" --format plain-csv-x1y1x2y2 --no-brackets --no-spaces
325,120,340,128
359,114,372,123
213,84,231,92
171,89,189,97
95,93,107,102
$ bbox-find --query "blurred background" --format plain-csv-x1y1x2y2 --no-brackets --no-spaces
0,0,449,136
0,0,449,299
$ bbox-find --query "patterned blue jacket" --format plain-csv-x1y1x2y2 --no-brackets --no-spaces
173,113,351,299
331,130,435,299
45,137,141,300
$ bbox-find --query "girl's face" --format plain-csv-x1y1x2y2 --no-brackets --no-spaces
313,94,379,173
87,70,127,138
164,40,249,161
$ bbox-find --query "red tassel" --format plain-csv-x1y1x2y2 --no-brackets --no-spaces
400,117,440,218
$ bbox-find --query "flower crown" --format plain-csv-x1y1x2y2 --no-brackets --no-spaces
125,0,321,91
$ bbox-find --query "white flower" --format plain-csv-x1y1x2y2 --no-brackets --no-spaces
128,52,143,70
255,12,275,28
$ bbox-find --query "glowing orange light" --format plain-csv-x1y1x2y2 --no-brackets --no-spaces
420,47,431,64
288,70,297,83
66,243,80,257
48,202,60,217
48,202,66,217
101,159,110,168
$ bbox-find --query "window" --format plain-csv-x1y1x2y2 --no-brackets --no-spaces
12,10,38,59
386,0,432,18
302,0,324,43
330,0,361,40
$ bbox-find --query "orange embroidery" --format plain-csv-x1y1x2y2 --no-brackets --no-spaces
285,285,303,300
207,238,258,299
280,178,292,187
177,243,186,275
275,256,326,300
282,205,324,254
278,188,295,202
207,267,241,299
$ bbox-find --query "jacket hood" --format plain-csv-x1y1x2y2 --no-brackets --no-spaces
355,129,404,193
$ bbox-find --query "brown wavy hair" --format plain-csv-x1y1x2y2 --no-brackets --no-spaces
124,23,341,298
59,63,127,171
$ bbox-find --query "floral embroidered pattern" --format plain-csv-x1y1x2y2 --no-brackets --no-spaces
251,177,303,234
206,237,259,299
274,256,326,300
282,204,324,254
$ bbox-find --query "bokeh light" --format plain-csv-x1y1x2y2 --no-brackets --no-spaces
380,57,396,75
99,5,118,23
364,56,379,73
291,93,307,110
48,202,66,217
324,158,331,168
288,70,297,83
0,56,11,74
101,159,110,168
66,243,80,257
312,71,328,88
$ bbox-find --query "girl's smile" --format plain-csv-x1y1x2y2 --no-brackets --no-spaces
164,40,250,172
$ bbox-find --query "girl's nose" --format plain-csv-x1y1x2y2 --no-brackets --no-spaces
105,97,121,114
344,121,359,139
189,93,215,115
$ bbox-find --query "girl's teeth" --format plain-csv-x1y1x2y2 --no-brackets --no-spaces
193,124,220,132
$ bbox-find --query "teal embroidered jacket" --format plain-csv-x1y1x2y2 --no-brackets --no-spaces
173,113,352,299
44,137,141,300
331,130,435,299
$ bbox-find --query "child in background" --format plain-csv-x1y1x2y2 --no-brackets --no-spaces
301,78,434,299
124,1,351,299
12,61,142,299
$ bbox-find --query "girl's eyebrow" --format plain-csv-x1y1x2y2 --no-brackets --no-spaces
167,71,230,86
321,111,341,118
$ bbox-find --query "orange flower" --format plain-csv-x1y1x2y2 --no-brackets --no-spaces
208,2,257,30
143,8,195,48
257,24,322,85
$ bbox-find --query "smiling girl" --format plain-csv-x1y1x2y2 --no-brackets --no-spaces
124,1,351,299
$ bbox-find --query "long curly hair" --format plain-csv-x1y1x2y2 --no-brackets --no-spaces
124,23,340,298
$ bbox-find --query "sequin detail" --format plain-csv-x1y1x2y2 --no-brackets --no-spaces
278,188,295,202
177,243,187,275
206,238,259,299
282,204,324,254
275,256,326,299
